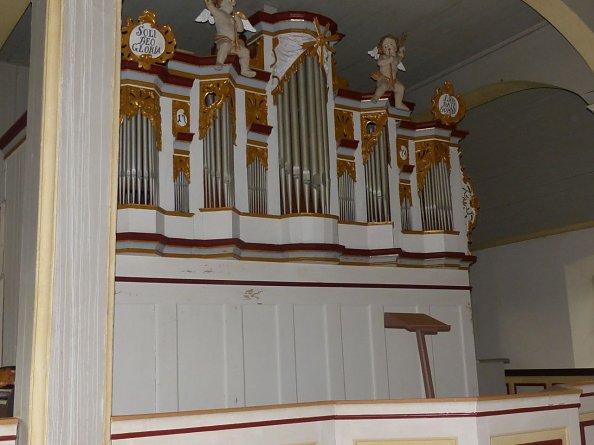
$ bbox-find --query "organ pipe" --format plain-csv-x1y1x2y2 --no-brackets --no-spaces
277,55,330,214
364,126,391,223
419,160,453,231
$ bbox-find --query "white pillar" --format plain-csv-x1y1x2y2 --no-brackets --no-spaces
15,0,119,443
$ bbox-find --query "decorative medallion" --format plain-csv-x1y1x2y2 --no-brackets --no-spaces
246,145,268,170
396,136,409,168
334,109,354,143
173,153,191,182
360,112,388,164
120,85,162,149
399,180,412,205
431,81,466,125
337,159,356,182
415,140,450,192
199,80,236,144
245,92,268,128
122,11,176,70
172,101,190,136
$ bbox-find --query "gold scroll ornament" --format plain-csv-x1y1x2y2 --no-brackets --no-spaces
245,92,268,129
337,159,356,181
415,140,450,193
173,152,191,182
361,112,388,164
120,85,162,150
334,109,354,143
199,80,236,145
172,101,190,136
431,80,466,125
121,11,176,70
246,145,268,170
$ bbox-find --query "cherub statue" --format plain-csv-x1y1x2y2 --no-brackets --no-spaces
368,34,409,110
196,0,256,78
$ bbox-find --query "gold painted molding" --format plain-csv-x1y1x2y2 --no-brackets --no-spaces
490,427,567,445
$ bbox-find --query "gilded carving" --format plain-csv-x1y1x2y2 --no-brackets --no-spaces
415,140,451,193
121,11,176,70
396,136,409,168
172,100,190,136
337,159,356,182
173,153,191,182
334,109,354,143
246,145,268,170
249,38,265,71
461,162,479,239
120,85,162,149
245,92,268,128
399,181,412,205
199,80,236,144
361,112,388,164
432,80,466,125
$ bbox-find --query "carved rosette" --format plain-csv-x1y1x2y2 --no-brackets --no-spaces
461,170,479,238
246,146,268,170
334,109,354,143
172,100,190,136
337,159,356,181
173,153,191,182
399,181,412,205
415,140,451,192
120,85,162,149
361,112,388,164
199,80,236,144
245,92,268,128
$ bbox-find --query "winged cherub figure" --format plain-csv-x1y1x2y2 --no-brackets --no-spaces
196,0,256,77
369,34,409,110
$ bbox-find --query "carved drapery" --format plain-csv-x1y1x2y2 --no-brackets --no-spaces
361,112,388,164
334,109,354,143
245,92,268,129
120,85,162,149
246,145,268,170
199,80,236,144
415,140,451,193
173,152,190,182
337,159,356,181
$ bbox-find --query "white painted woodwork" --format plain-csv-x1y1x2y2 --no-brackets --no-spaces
13,0,118,443
113,256,478,415
110,392,582,445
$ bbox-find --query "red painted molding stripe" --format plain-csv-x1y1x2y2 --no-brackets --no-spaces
581,392,594,397
0,436,17,442
111,403,580,441
0,112,27,151
115,276,472,291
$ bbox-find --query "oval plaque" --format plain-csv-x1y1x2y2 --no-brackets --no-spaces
122,11,176,70
431,81,466,125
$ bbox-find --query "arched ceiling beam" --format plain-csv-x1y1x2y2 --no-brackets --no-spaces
0,0,29,50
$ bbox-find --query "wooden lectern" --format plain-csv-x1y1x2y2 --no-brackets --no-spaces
384,312,450,398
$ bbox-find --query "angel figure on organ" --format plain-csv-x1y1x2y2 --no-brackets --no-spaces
196,0,256,77
369,34,409,110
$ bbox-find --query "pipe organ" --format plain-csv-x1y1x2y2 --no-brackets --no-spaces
116,11,478,263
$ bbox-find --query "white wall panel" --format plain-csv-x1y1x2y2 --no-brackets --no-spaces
177,304,226,411
341,305,374,400
430,305,468,397
243,304,280,406
112,304,157,415
276,304,298,403
385,305,425,399
156,304,178,412
294,304,331,402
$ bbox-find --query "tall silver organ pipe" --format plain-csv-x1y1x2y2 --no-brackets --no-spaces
338,171,355,222
364,126,391,222
247,158,267,214
400,195,412,231
118,112,159,205
203,94,235,208
419,160,453,231
174,171,189,213
277,56,330,214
